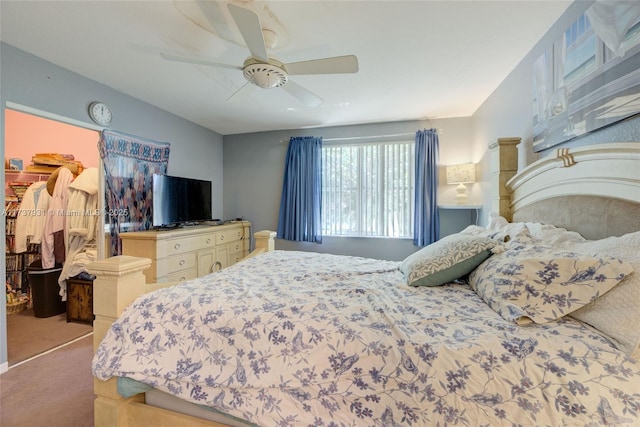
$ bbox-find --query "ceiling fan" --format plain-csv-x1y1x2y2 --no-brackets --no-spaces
161,3,359,107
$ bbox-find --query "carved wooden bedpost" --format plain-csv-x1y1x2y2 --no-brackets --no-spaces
88,256,151,427
242,230,277,261
489,137,520,221
253,230,277,253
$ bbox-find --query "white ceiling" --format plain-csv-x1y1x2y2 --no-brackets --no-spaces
0,1,572,135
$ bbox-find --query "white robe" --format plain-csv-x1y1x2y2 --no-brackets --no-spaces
58,167,100,300
14,181,51,253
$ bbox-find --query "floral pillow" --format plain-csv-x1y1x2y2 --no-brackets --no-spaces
468,241,634,325
400,234,500,287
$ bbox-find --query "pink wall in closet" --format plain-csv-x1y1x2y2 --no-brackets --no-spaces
5,109,100,169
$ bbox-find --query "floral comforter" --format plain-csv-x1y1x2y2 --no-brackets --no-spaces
93,250,640,426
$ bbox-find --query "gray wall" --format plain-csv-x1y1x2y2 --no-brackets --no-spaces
473,0,640,217
0,43,224,369
223,117,479,261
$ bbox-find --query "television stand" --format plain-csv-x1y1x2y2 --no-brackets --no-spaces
120,221,251,283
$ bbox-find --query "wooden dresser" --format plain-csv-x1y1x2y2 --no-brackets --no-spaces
120,221,251,283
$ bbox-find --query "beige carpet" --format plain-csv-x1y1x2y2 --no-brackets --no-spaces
6,308,93,365
0,334,94,427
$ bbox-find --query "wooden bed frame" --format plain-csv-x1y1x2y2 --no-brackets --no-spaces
88,140,640,427
89,231,276,427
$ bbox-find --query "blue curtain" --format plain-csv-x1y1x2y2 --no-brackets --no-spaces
277,136,322,243
413,129,439,246
99,130,170,256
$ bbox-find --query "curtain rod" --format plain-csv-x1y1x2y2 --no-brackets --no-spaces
280,129,442,144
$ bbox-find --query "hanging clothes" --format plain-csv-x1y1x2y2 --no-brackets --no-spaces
14,181,51,253
42,167,73,268
58,167,99,300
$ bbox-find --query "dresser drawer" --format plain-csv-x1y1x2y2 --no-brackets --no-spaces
166,236,201,255
229,252,244,266
227,241,244,255
166,267,198,283
166,252,196,273
196,233,216,249
216,229,243,245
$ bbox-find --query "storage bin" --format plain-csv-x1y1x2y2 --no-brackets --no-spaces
27,260,65,318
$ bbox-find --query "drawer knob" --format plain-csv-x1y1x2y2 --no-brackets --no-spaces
179,276,186,281
174,243,181,250
206,238,211,244
179,259,185,266
211,261,223,273
220,235,224,241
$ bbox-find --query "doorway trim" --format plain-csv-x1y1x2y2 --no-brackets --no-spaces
6,102,103,132
4,101,107,260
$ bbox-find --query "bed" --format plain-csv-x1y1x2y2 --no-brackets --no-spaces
89,140,640,426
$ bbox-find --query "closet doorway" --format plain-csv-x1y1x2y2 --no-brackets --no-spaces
4,106,101,366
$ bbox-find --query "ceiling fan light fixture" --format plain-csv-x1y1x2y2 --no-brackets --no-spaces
242,59,288,89
163,4,358,105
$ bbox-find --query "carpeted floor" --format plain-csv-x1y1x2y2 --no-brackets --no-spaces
0,334,94,427
6,308,93,365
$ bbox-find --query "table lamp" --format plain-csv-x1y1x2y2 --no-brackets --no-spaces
446,163,475,204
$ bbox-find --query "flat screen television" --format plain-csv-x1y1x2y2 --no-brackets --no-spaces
152,174,212,227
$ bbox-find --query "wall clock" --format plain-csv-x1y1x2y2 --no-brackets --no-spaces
88,101,112,126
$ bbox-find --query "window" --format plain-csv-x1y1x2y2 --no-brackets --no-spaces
321,141,415,238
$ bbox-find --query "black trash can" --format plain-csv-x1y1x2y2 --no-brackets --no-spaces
27,260,66,318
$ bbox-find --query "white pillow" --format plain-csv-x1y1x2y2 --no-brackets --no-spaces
525,222,586,246
560,231,640,356
486,212,586,246
459,225,510,242
486,212,529,237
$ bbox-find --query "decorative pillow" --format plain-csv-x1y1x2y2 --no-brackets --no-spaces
468,241,634,325
560,231,640,356
400,234,500,287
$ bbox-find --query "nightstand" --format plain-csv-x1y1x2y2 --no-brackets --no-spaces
66,277,94,324
439,204,482,236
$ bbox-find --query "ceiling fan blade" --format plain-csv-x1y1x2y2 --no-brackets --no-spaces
226,82,255,103
285,55,359,75
281,80,323,107
160,53,242,70
227,4,269,63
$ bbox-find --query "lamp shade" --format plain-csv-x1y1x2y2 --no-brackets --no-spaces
446,163,475,184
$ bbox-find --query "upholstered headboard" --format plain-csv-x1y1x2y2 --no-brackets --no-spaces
501,142,640,240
